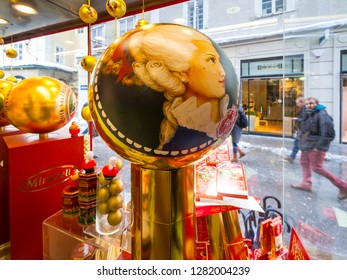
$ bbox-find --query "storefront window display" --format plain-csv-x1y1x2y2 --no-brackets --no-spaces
240,56,304,136
1,0,347,261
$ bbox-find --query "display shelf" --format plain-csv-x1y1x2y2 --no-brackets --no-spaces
43,210,107,260
43,209,132,260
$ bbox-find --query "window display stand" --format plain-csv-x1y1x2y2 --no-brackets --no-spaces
4,133,84,260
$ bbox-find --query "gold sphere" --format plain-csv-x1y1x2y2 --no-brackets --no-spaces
109,178,123,195
81,56,97,72
106,0,127,18
107,209,123,226
79,4,98,24
6,49,18,59
115,158,123,170
0,70,4,79
0,80,15,127
81,104,92,122
4,76,78,133
136,19,149,28
0,37,4,45
6,76,17,83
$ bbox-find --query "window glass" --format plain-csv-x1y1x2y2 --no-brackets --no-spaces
1,0,346,261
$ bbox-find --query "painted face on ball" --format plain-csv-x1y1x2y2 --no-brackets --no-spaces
89,24,238,169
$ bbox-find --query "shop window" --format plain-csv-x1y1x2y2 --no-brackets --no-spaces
262,0,284,15
13,42,23,61
119,17,135,36
91,24,106,53
76,28,85,35
55,45,64,64
187,0,205,30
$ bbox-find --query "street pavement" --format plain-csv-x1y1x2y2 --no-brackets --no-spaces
91,133,347,260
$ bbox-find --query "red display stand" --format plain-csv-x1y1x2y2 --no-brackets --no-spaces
4,133,84,260
0,127,23,246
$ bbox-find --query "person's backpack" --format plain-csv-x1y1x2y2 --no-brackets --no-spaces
325,114,335,141
313,111,335,141
237,108,248,129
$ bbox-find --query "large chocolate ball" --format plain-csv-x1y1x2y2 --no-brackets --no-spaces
89,24,239,170
4,76,77,133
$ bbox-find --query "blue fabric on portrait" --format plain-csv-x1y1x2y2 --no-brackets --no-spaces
163,126,215,151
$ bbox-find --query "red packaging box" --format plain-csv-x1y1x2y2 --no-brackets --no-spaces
216,161,248,199
288,227,311,260
4,133,84,259
0,127,23,246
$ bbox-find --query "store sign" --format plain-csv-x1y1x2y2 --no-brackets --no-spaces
249,59,283,75
18,165,78,192
241,55,304,77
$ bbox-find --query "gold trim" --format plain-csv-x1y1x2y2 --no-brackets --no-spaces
0,242,11,260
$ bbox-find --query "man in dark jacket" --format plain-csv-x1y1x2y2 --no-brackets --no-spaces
291,97,347,200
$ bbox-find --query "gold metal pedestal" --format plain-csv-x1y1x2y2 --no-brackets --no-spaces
131,164,195,260
206,210,245,260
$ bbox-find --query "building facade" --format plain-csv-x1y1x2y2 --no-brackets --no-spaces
2,0,347,143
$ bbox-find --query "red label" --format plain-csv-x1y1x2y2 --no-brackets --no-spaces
217,105,238,138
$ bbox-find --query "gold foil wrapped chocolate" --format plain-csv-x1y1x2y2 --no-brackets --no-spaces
0,80,15,127
106,0,127,18
4,76,77,133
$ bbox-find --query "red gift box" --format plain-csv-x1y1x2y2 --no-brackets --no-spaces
0,127,23,246
4,133,84,259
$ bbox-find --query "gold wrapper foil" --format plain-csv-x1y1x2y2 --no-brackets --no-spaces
4,76,77,133
0,80,15,127
131,164,195,260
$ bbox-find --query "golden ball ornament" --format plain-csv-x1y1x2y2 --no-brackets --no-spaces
4,76,78,133
98,202,110,215
6,76,17,83
0,37,4,45
81,56,97,72
115,158,123,170
70,172,80,182
81,104,92,122
6,49,18,59
79,4,98,24
0,70,4,79
0,80,15,127
136,19,149,28
107,209,123,226
109,178,123,195
97,186,110,202
106,0,127,18
89,24,239,170
97,172,109,186
108,194,123,211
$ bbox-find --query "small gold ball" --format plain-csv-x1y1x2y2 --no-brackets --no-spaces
107,209,123,226
81,56,97,72
106,0,127,18
109,179,123,195
6,49,17,59
136,19,149,28
79,4,98,24
81,105,92,122
6,76,17,83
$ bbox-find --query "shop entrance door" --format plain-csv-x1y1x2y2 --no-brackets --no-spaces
241,77,303,136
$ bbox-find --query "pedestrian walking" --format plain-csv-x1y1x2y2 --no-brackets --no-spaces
284,97,305,163
231,106,247,162
291,97,347,200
